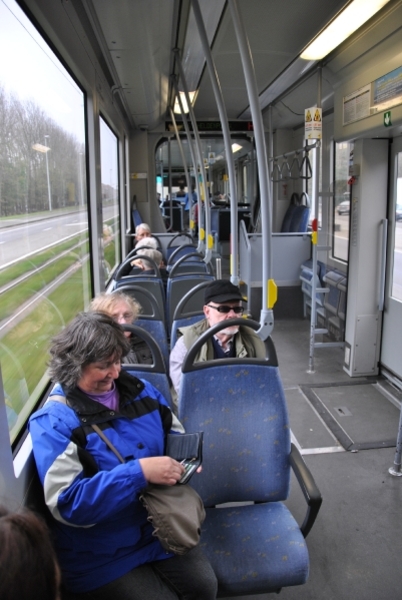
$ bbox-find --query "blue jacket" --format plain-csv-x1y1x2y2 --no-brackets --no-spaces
29,371,183,593
184,191,197,211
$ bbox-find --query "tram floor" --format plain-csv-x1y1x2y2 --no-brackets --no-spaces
220,317,402,600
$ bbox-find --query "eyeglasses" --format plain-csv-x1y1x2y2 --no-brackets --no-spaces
207,305,244,314
112,312,134,322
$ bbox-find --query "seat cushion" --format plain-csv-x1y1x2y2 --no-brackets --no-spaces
200,502,309,597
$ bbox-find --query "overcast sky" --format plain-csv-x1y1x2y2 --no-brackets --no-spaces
0,0,85,143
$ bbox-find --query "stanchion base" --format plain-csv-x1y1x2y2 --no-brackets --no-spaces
388,466,402,477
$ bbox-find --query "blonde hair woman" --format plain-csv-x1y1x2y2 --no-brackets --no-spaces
89,292,152,364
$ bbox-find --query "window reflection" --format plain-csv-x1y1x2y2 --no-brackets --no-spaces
333,141,353,262
100,117,120,280
391,152,402,301
0,0,88,444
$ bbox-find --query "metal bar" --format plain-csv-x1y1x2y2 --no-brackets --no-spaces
215,257,222,280
389,401,402,476
169,106,192,217
378,218,388,311
268,105,273,225
175,51,212,263
228,0,273,339
172,77,201,246
191,0,239,283
269,140,320,163
308,66,322,374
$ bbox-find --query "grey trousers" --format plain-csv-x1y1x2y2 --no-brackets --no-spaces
62,546,217,600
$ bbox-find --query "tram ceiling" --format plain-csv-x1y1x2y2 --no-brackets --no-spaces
82,0,399,132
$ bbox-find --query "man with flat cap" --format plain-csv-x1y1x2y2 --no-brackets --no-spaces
169,279,266,395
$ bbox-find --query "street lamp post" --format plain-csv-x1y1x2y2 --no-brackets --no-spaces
44,135,52,211
32,138,52,211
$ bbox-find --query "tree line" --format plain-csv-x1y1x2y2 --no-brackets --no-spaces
0,85,85,217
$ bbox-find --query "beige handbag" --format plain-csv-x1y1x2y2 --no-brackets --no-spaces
92,425,205,555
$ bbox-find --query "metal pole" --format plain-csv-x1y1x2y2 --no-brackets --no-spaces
191,0,239,284
308,67,322,373
389,404,402,476
175,50,212,263
169,106,192,216
173,77,203,249
268,105,273,225
228,0,274,339
44,135,52,211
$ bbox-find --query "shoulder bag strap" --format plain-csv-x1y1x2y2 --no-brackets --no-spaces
49,393,125,464
91,423,125,464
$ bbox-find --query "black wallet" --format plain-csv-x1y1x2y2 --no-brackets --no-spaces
165,432,203,484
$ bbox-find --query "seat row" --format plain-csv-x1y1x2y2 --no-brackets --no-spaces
123,318,322,596
300,259,347,339
111,236,214,335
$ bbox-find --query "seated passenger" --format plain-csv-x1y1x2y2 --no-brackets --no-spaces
28,312,217,600
169,279,266,394
89,292,152,364
130,249,168,288
134,223,158,249
0,505,61,600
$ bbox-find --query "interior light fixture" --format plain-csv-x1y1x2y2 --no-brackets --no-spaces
300,0,391,60
173,90,198,114
231,143,243,153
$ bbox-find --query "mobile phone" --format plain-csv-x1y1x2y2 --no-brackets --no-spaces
179,459,198,484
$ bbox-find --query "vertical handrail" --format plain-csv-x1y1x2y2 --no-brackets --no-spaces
378,218,388,311
175,50,212,263
228,0,274,339
268,105,273,225
389,403,402,476
308,67,322,374
169,106,192,220
191,0,239,284
172,77,201,247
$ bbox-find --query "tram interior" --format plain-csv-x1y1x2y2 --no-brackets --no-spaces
2,0,402,598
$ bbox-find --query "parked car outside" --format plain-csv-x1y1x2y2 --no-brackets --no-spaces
337,200,350,215
396,204,402,221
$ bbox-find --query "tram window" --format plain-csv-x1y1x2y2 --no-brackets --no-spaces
99,117,120,281
391,153,402,301
333,141,353,262
0,0,88,445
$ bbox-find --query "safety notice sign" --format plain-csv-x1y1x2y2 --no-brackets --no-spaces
305,107,322,139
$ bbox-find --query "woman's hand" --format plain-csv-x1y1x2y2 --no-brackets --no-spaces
139,456,185,486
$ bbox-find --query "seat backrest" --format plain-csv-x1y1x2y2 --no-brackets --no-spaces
170,280,213,347
121,324,173,409
289,191,310,233
166,274,214,332
178,318,290,506
114,267,166,324
110,285,169,365
170,314,205,349
323,270,345,316
166,233,194,261
168,252,213,277
166,244,197,267
289,205,310,232
112,284,164,321
281,192,299,232
135,318,169,369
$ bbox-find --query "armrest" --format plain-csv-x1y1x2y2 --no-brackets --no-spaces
289,443,322,538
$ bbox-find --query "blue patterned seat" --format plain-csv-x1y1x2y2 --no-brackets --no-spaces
166,273,214,333
178,318,322,596
170,280,213,347
121,324,173,410
112,285,169,367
